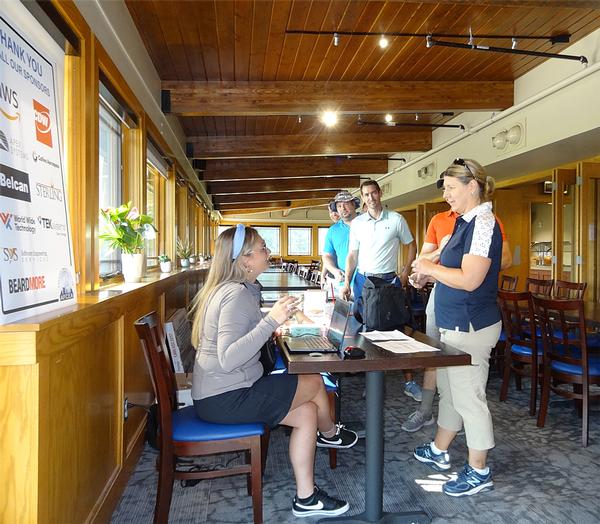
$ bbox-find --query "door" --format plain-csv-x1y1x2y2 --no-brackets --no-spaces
579,161,600,301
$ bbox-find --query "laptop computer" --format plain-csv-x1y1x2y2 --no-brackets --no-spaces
282,299,352,354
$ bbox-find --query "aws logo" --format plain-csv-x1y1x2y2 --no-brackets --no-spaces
2,247,18,263
0,82,20,121
33,99,52,147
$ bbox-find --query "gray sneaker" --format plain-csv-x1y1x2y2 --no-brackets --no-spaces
401,410,435,433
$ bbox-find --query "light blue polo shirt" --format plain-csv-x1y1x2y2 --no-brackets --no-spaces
323,220,351,271
349,209,414,274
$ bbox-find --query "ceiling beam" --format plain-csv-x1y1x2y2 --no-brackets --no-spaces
216,198,332,212
202,157,389,181
190,132,431,159
162,81,513,116
207,176,360,195
213,190,339,205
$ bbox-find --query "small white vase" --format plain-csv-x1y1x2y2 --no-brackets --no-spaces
189,256,196,264
180,258,190,268
121,253,145,283
160,261,172,273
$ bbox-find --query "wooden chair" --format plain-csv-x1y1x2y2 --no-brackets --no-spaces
135,312,267,523
526,277,553,296
533,296,600,447
500,274,518,291
498,291,542,415
554,279,587,299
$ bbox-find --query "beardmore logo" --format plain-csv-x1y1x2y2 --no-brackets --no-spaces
33,99,52,148
0,163,31,202
8,275,46,294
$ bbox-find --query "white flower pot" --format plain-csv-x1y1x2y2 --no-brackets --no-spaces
121,253,145,283
160,261,172,273
189,256,196,264
180,258,190,268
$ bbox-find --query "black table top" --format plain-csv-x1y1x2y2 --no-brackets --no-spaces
258,271,321,291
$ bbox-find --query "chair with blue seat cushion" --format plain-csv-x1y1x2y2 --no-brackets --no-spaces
135,312,267,524
533,296,600,447
498,290,542,415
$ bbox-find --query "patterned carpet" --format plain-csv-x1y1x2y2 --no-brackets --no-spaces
111,371,600,523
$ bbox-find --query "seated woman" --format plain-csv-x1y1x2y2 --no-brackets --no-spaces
191,224,358,518
410,158,503,497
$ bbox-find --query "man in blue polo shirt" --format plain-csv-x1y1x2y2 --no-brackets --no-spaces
322,190,359,293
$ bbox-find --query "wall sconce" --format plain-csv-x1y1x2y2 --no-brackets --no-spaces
492,123,523,150
491,130,508,149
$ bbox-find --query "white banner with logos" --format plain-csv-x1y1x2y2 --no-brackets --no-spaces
0,13,75,324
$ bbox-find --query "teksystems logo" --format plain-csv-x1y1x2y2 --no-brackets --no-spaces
33,99,52,148
2,247,18,263
0,164,31,202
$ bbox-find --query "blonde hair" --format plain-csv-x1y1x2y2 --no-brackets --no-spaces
190,225,261,347
443,158,495,202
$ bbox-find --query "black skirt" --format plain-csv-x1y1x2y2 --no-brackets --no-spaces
194,373,299,429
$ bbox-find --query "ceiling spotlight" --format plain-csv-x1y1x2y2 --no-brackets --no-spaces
321,110,338,127
333,32,340,47
512,37,518,50
298,115,302,123
379,35,389,49
415,113,419,121
384,113,393,123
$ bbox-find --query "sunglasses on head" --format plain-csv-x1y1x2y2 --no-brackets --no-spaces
452,158,476,179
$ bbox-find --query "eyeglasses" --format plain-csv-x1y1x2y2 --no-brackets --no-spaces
453,158,476,179
248,246,271,255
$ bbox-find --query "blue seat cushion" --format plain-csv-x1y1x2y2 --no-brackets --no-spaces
510,341,543,357
551,357,600,376
172,406,265,442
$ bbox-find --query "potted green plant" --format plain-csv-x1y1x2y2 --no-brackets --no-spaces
158,254,172,273
176,237,193,268
99,202,156,283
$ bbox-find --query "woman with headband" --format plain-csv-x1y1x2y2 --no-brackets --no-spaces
410,159,503,497
191,224,357,518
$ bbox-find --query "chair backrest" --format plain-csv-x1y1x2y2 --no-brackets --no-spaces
135,312,179,453
498,290,537,352
500,274,518,292
526,277,553,297
531,296,589,374
554,279,587,300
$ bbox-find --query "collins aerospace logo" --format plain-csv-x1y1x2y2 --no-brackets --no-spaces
0,163,31,202
33,99,53,147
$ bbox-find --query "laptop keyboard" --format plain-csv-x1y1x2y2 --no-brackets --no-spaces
301,337,333,349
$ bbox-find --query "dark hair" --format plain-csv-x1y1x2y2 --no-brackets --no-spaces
360,179,381,194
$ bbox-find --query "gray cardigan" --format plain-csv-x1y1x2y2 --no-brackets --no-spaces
192,281,280,400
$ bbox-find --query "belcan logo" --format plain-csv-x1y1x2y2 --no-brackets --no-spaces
8,275,46,294
35,181,63,202
0,130,8,152
0,164,31,202
2,247,18,263
33,99,52,147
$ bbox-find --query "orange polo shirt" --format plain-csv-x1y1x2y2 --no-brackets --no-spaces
425,209,507,247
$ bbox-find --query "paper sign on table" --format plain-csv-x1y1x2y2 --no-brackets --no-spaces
376,340,440,354
363,330,412,341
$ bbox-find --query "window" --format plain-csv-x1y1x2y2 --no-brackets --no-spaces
288,227,312,256
217,225,230,238
254,226,280,255
98,102,122,277
318,227,329,255
145,163,159,265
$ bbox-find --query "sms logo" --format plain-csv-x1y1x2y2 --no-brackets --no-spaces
33,100,52,148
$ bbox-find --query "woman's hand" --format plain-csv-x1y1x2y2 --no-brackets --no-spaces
412,257,436,278
268,295,301,324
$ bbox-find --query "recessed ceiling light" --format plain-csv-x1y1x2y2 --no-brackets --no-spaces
384,113,393,123
379,35,389,49
321,110,338,127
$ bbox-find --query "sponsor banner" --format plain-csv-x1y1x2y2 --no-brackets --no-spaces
0,14,75,322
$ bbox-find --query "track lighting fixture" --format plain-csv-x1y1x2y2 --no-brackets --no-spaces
384,113,393,123
333,32,339,47
320,110,338,127
358,119,465,131
378,35,389,49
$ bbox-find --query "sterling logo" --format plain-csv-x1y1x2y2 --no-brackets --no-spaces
8,275,46,294
33,99,52,147
36,181,63,202
0,164,31,202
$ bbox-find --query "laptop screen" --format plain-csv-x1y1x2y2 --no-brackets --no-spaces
326,299,351,349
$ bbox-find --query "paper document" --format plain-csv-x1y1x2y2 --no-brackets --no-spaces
376,340,440,354
363,330,412,341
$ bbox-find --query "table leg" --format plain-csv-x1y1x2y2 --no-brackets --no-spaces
318,371,430,524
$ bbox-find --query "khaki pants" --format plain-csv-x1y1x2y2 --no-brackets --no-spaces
436,320,502,451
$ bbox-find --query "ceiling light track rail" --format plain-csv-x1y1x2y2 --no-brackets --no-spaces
358,120,465,130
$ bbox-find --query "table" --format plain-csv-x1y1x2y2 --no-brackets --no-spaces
258,271,320,291
279,328,471,523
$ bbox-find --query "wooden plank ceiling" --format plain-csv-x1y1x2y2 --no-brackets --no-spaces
126,0,600,214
